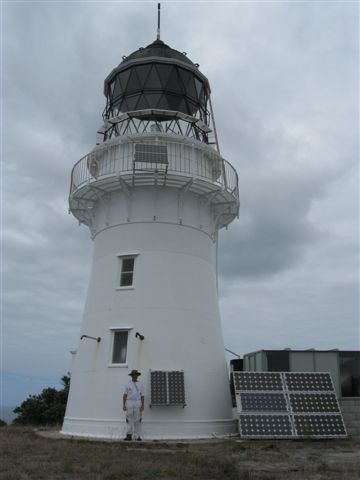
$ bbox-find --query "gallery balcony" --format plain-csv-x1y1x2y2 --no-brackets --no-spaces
69,132,239,230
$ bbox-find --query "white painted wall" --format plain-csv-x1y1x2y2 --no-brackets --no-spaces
62,165,237,439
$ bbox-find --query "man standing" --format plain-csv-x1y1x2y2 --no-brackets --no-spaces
123,369,145,441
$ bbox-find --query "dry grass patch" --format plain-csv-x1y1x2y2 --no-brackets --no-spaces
0,426,359,480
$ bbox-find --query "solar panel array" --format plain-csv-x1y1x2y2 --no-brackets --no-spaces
150,370,186,407
233,372,346,438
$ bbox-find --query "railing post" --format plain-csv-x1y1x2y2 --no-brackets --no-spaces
222,159,228,191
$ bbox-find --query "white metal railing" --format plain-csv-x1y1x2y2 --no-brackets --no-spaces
70,138,239,201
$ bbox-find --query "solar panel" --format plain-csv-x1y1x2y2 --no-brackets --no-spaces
233,371,347,439
168,371,185,405
294,414,347,437
233,372,283,391
238,393,288,412
289,393,340,413
285,372,334,391
150,370,185,406
239,414,293,438
150,371,167,405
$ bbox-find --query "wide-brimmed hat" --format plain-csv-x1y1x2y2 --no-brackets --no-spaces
129,369,141,376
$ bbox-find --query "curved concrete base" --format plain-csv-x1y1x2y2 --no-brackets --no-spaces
61,417,237,440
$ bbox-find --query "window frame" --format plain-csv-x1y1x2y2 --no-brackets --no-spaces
108,328,132,367
116,254,138,290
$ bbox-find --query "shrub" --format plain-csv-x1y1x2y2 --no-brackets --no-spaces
13,374,70,426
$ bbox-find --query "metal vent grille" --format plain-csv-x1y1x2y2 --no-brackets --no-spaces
150,370,185,407
134,144,168,173
232,371,347,438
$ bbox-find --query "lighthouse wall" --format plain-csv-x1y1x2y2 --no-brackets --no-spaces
62,187,235,438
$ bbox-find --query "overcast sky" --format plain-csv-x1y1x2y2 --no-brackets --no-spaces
2,1,359,409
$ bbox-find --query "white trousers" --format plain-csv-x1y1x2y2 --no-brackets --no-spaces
126,401,142,438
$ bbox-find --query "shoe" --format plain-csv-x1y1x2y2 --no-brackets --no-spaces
124,434,132,441
136,437,142,441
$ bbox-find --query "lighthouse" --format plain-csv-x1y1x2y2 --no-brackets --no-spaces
62,20,239,439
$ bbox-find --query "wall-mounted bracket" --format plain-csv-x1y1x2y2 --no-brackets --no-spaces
80,335,101,343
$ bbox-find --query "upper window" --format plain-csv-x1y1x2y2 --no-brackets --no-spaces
119,256,136,287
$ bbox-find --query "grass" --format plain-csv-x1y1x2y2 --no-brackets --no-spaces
0,426,359,479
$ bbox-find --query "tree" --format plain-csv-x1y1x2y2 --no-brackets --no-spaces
13,374,70,426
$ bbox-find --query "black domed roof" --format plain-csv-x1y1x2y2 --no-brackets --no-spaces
121,39,195,67
103,38,211,121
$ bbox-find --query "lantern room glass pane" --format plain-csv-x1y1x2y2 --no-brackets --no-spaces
135,64,151,87
145,93,163,108
126,69,142,93
119,98,128,113
165,68,181,93
145,65,162,89
136,94,150,110
186,77,197,100
157,94,171,110
164,93,182,111
156,64,173,88
109,81,116,95
177,98,189,114
118,69,131,90
125,95,140,111
178,69,192,90
186,98,199,116
194,77,203,97
112,77,123,99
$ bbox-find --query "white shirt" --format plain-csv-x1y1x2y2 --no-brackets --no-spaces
124,381,145,402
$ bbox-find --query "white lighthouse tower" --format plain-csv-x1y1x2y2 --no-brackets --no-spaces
62,24,239,439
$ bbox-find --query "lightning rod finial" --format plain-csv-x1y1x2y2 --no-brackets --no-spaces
157,3,161,40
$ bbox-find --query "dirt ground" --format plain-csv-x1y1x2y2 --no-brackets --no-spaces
0,426,359,479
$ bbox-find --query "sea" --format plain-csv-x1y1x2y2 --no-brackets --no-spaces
0,406,17,425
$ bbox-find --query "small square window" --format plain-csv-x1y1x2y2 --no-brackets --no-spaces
119,256,136,287
112,331,129,364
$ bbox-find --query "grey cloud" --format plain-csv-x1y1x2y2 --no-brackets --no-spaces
2,2,358,406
